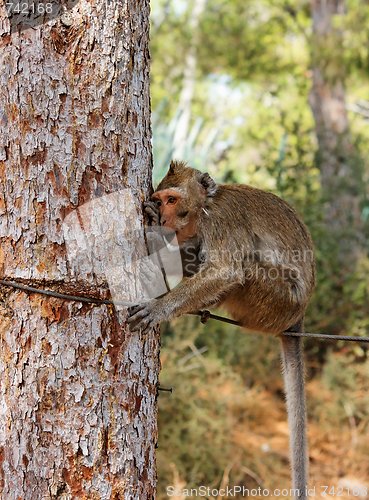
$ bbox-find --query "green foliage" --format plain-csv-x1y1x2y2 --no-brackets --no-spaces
198,0,310,81
310,351,369,427
343,0,369,75
152,106,223,183
195,319,282,390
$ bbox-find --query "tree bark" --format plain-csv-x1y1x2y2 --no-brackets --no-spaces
0,1,158,498
309,0,364,270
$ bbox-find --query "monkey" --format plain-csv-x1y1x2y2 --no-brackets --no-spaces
127,160,316,499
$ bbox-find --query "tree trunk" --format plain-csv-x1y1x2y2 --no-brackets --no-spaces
0,1,158,498
309,0,364,270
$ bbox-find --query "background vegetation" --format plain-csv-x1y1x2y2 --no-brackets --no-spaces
150,1,369,498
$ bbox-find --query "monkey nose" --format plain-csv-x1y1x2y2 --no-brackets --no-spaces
161,219,167,226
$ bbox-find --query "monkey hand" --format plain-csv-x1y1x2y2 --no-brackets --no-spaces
144,201,160,226
127,299,163,333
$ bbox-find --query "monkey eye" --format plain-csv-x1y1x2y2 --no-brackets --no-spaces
155,200,162,207
167,196,177,204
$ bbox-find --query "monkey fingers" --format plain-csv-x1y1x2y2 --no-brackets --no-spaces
144,201,160,225
128,315,158,333
127,300,159,332
127,303,149,325
127,303,145,315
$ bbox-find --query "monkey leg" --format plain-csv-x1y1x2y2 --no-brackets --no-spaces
280,319,308,500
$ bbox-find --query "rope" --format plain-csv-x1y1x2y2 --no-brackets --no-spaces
1,279,369,343
190,312,369,343
0,279,114,305
282,331,369,342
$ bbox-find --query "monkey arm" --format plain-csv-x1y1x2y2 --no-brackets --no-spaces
127,265,237,333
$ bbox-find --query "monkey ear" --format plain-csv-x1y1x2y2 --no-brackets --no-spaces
169,160,176,174
200,173,217,197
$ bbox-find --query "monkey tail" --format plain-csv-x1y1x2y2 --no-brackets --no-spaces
280,320,308,500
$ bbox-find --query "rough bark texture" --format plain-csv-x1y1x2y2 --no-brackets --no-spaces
0,0,158,498
309,0,363,268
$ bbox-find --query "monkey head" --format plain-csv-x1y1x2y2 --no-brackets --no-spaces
151,161,217,244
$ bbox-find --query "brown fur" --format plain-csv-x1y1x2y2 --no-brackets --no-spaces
143,161,315,334
128,160,316,498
